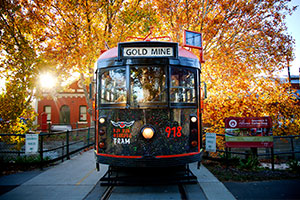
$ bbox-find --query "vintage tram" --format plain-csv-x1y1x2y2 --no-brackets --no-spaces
94,37,203,169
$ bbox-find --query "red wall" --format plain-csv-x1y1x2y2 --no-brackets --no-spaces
37,95,91,130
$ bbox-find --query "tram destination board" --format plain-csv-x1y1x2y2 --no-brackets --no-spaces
123,47,173,57
118,41,178,58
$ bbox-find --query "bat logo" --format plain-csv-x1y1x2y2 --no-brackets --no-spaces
111,120,135,128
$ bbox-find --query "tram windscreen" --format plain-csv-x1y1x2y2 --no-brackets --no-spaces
101,68,126,103
170,67,196,103
131,66,167,105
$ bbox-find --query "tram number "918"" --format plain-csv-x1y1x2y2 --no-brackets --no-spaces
165,126,182,138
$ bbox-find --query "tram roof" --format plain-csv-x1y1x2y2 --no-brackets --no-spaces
96,41,201,69
99,46,198,60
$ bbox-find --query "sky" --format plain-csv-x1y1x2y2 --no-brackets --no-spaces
284,0,300,76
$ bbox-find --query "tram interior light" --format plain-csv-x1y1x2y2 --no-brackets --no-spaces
142,127,155,139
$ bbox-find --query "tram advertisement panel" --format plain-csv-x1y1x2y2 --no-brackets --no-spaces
98,109,197,156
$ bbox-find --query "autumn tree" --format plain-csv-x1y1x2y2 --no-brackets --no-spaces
0,0,39,136
152,0,300,137
23,0,156,120
1,0,299,143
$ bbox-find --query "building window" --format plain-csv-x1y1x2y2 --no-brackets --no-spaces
79,106,87,121
60,105,70,124
44,106,51,122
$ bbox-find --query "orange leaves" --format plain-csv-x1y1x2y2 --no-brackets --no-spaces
1,0,299,139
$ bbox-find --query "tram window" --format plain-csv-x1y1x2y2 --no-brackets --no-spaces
100,68,126,103
170,67,196,103
131,66,167,105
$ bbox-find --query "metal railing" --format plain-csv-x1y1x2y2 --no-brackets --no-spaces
0,127,95,169
203,133,300,170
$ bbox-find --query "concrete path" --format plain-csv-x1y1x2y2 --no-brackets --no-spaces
190,163,236,200
0,150,235,200
0,150,107,200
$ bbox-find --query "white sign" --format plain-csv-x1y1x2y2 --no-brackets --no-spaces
206,132,216,152
25,134,39,154
123,47,173,57
229,119,237,128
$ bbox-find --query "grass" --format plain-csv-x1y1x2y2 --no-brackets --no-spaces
0,155,50,176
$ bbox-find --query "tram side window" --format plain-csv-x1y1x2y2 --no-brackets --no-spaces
131,66,167,105
101,68,126,103
170,67,196,103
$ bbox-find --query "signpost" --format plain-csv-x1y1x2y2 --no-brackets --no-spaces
224,116,272,129
224,116,273,148
224,116,274,170
225,136,273,148
206,132,216,152
25,134,39,154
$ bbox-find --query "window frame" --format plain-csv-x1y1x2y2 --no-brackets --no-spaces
44,105,51,122
169,66,198,108
129,65,168,108
79,105,87,122
98,65,199,109
99,66,127,108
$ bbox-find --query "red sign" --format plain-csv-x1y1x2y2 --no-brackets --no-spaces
224,117,272,129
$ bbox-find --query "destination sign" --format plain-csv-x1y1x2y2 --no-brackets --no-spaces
123,47,174,57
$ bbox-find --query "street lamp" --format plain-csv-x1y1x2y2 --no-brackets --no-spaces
39,73,56,89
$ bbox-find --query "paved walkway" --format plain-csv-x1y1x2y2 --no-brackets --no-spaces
0,150,235,200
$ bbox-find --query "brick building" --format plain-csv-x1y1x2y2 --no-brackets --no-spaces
290,75,300,98
37,80,92,130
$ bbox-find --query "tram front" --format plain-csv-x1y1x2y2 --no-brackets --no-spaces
95,41,203,167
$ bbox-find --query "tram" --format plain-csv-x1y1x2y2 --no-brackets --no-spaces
94,33,203,169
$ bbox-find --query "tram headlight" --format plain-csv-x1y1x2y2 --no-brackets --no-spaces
191,116,197,123
141,127,155,139
99,117,106,124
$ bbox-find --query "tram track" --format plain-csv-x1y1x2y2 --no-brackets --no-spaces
178,184,188,200
100,186,114,200
99,184,191,200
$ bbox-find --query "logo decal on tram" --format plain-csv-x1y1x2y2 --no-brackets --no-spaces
111,120,135,128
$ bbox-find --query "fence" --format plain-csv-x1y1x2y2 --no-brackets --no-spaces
204,133,300,170
0,127,95,169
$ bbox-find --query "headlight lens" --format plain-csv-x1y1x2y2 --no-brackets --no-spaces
191,116,197,123
99,117,105,124
142,127,155,139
